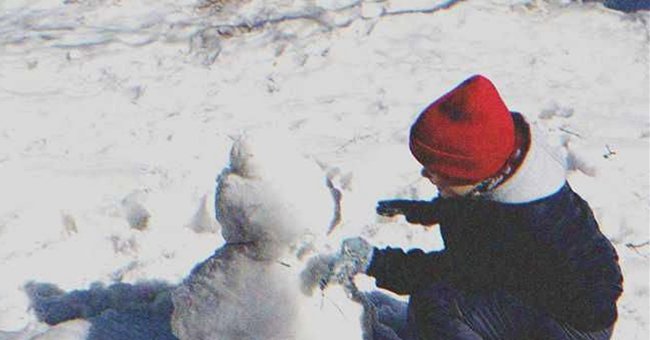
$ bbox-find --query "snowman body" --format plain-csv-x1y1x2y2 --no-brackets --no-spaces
171,130,364,340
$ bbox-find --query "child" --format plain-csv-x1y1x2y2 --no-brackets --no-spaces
323,75,623,339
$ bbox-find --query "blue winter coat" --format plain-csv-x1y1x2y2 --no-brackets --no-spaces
366,183,623,332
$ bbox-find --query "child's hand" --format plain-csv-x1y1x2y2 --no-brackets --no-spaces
300,237,374,294
376,199,440,226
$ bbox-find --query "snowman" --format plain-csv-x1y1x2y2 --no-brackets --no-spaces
170,129,366,340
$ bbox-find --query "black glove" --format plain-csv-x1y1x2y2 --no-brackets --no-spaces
376,199,440,226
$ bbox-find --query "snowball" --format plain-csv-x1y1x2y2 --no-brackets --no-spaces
215,129,335,256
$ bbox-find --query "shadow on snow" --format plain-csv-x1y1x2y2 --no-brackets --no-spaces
24,281,412,340
25,281,177,340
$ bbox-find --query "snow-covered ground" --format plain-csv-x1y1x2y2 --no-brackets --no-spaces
0,0,648,339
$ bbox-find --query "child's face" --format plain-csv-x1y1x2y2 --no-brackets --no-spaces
421,168,478,197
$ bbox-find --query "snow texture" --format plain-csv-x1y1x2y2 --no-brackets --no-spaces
0,0,648,339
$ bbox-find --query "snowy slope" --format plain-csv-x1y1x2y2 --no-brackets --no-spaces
0,0,648,339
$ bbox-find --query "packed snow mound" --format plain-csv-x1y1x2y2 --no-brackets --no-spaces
30,319,91,340
172,130,364,340
215,129,337,257
171,245,364,340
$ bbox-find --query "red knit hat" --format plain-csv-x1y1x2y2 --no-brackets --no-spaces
409,75,515,184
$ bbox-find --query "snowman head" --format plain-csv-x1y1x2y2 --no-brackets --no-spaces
215,129,335,258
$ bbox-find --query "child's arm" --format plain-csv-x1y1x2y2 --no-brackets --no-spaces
366,247,451,295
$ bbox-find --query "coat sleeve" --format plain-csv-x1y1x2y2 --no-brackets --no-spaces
365,246,451,295
526,186,623,332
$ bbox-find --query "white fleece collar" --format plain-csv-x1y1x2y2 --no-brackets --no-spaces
486,119,567,204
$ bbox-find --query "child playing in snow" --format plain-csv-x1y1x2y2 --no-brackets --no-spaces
321,75,623,339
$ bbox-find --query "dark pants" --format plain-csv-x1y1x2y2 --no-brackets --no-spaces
407,283,613,340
